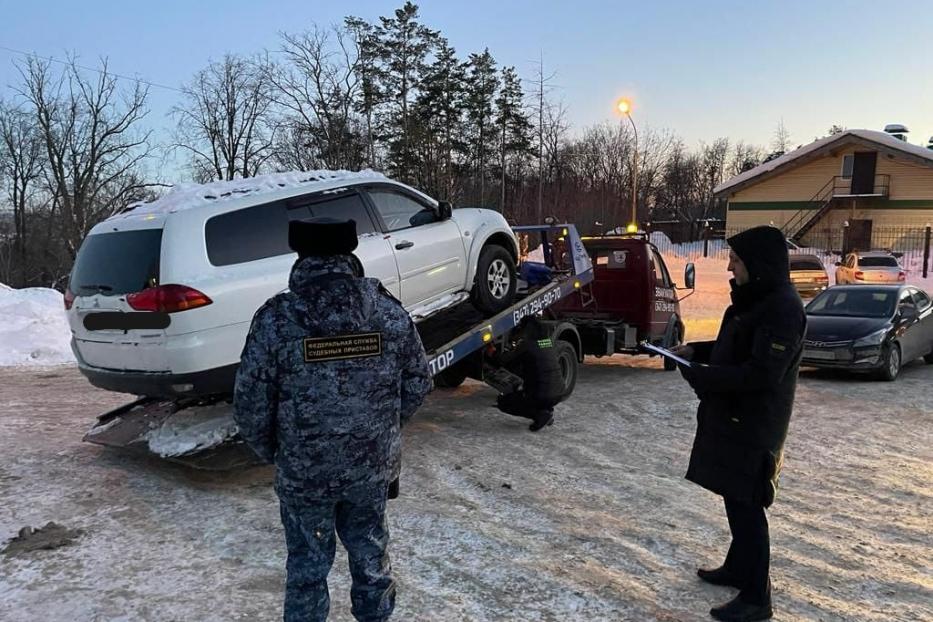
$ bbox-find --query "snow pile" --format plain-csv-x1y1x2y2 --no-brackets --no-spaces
0,284,75,367
410,292,471,321
111,169,386,220
145,403,239,457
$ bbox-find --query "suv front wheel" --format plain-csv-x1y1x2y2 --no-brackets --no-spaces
471,245,517,315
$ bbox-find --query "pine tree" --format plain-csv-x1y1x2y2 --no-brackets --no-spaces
464,49,499,205
372,2,438,182
495,66,533,213
414,39,467,199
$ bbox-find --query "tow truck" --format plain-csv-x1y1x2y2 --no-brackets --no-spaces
82,224,595,469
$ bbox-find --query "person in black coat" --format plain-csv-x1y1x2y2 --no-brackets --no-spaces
671,226,806,622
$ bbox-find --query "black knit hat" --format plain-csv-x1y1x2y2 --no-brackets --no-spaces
288,217,359,258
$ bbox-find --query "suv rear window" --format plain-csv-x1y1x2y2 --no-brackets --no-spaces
858,256,898,268
790,257,824,271
71,229,163,296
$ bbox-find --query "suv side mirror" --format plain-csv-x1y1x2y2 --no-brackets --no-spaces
684,263,696,290
437,201,453,220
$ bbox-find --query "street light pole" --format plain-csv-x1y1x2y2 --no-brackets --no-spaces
627,113,638,228
616,98,639,230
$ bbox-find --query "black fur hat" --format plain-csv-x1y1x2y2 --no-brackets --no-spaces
288,217,359,258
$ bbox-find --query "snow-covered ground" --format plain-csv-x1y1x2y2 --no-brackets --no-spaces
1,360,930,621
1,246,931,621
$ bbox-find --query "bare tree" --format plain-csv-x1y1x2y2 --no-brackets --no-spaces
270,26,366,170
771,119,791,153
17,56,153,258
174,54,277,181
0,101,44,282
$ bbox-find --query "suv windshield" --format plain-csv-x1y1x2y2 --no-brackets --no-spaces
858,256,898,268
70,229,162,296
806,289,896,318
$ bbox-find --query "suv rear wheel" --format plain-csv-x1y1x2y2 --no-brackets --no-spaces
471,245,517,315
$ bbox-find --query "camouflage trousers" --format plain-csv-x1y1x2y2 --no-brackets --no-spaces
279,490,395,622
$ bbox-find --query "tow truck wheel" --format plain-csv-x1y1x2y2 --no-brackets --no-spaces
555,341,578,401
434,365,469,389
664,328,682,372
471,245,517,315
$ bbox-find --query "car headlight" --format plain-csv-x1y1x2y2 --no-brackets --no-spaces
853,328,888,347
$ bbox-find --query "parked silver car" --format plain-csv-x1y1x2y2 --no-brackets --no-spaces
834,251,905,285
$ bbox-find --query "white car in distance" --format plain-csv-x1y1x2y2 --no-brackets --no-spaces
835,251,906,285
64,171,519,399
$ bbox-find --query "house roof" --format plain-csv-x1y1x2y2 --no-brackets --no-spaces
714,130,933,197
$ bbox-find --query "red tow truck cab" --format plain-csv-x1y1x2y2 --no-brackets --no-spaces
550,233,695,368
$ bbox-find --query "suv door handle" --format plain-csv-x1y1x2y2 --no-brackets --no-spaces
395,241,414,250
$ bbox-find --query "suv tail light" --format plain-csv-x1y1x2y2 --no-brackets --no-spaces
64,288,75,310
816,275,828,282
854,271,865,280
898,271,906,281
127,285,212,313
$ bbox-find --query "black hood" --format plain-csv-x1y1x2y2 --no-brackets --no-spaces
728,226,790,287
806,315,891,342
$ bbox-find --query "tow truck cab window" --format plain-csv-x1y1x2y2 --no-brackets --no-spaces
650,248,672,287
591,248,630,269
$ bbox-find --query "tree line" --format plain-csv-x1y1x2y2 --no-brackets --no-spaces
1,2,790,288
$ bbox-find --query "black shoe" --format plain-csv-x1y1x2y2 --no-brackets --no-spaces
529,411,554,431
709,595,773,621
697,566,744,589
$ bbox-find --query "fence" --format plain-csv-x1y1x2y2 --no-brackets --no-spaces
651,224,933,278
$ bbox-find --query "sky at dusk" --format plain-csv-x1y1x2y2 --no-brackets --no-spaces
2,0,931,179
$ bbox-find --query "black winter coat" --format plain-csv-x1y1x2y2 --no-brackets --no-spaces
681,227,806,507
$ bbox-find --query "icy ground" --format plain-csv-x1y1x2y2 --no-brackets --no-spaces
1,358,930,621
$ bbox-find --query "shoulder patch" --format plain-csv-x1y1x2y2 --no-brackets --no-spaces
303,332,383,363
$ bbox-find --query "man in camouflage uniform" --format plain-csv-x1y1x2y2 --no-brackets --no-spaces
234,217,432,622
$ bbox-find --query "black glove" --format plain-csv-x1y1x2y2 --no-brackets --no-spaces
387,477,400,500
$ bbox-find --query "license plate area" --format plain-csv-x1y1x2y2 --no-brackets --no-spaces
804,348,836,360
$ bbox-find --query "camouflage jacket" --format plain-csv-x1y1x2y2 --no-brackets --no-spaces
233,255,432,501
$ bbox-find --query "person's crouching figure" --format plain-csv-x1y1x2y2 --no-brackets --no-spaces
496,316,564,431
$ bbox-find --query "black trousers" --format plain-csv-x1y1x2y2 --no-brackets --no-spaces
723,497,771,605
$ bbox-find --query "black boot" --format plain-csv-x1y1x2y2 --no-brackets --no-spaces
697,566,744,589
528,409,554,431
709,594,773,621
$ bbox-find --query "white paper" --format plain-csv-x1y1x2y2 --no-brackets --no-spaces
641,342,693,367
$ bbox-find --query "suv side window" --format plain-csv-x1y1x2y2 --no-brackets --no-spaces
205,201,290,266
288,192,377,235
368,190,437,232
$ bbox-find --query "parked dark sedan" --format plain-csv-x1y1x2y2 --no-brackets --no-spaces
802,285,933,380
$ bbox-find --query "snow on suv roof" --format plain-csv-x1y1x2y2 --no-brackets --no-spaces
109,169,386,220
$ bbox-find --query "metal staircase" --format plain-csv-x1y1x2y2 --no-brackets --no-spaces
782,175,890,244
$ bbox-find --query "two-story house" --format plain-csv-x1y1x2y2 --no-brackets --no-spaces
714,129,933,251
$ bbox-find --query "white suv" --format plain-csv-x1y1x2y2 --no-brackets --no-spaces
65,171,519,398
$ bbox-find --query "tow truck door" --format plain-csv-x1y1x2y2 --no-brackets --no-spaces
648,246,677,341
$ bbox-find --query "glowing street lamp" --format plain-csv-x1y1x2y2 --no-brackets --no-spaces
615,98,638,231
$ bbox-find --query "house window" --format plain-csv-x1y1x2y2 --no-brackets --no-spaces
841,155,854,179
